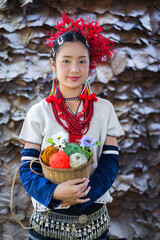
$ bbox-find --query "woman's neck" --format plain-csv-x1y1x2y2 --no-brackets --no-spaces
59,85,83,99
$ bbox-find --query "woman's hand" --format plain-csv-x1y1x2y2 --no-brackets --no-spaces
52,178,91,207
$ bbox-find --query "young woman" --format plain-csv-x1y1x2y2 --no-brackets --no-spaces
19,13,124,240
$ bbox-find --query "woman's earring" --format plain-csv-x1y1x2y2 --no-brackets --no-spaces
80,78,91,96
49,77,57,96
80,78,97,101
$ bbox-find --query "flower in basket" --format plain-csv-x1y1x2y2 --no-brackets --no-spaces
40,132,101,169
52,131,69,145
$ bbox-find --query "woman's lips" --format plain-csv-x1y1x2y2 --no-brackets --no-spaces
68,76,80,81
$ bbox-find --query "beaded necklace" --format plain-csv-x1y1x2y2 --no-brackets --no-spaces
64,96,79,101
46,85,97,143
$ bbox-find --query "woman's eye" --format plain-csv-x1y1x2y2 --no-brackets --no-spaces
80,60,86,64
63,60,70,63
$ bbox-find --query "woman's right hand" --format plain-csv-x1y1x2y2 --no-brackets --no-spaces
52,178,91,206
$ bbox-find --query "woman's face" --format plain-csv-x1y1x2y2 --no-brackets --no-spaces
52,41,90,94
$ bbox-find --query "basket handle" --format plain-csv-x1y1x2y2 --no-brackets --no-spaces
30,158,44,177
91,151,94,164
10,159,49,230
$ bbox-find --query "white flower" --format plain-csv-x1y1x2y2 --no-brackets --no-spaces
54,139,66,150
53,131,68,145
70,153,88,168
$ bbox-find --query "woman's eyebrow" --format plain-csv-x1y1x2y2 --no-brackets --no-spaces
62,55,87,58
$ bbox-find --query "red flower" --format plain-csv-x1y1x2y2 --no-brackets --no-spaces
45,12,114,70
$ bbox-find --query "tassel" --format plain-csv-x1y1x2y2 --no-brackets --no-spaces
49,77,56,96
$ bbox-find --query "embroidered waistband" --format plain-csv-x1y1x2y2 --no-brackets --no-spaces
30,204,110,240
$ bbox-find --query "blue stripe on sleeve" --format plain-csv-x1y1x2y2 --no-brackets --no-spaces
21,148,40,158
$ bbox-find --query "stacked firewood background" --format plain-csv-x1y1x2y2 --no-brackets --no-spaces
0,0,160,239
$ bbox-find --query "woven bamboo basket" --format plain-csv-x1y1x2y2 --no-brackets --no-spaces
39,153,94,184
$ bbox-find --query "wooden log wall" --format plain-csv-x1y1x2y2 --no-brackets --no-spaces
0,0,160,239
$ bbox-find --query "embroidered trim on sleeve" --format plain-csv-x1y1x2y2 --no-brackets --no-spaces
102,150,119,155
21,156,39,161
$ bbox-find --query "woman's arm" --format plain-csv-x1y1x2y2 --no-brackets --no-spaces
61,136,120,210
24,142,41,151
104,135,117,146
19,143,61,208
20,143,91,208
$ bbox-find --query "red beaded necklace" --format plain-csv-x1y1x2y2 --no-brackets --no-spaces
46,86,97,143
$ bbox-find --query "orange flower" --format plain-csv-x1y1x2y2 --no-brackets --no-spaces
49,151,70,169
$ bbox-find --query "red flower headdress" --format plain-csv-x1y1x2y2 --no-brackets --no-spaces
46,12,115,70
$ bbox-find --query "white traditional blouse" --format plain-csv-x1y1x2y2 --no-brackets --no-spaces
19,97,124,211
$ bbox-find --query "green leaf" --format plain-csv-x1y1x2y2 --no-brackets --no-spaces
82,147,93,157
84,146,90,151
96,141,101,146
47,138,55,145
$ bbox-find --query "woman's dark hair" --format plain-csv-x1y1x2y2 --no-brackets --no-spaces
51,31,92,67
